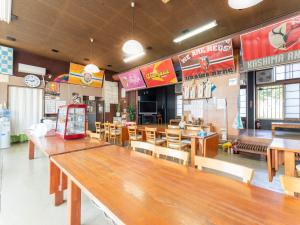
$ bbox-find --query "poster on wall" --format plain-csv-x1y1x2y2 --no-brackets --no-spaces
178,39,235,80
0,45,13,75
68,63,104,88
140,58,177,88
241,15,300,71
119,69,146,91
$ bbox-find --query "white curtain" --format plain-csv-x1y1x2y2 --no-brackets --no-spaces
9,86,43,135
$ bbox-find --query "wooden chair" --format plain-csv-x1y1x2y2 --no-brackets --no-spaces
194,156,254,184
156,146,189,165
109,123,121,144
280,175,300,197
168,125,180,129
165,129,188,151
131,141,156,156
95,122,104,139
103,122,110,142
128,126,142,147
145,127,165,146
157,113,163,125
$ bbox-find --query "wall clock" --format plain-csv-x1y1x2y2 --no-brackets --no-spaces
24,74,41,87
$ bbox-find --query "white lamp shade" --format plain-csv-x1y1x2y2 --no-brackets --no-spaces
122,40,144,55
84,64,100,73
228,0,263,9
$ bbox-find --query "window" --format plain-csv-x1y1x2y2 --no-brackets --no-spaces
240,88,247,117
176,95,183,117
274,63,300,81
285,83,300,119
256,85,283,119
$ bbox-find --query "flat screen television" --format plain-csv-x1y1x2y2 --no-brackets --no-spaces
139,101,157,114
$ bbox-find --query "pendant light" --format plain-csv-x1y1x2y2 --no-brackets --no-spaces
122,1,144,57
228,0,263,10
84,38,100,73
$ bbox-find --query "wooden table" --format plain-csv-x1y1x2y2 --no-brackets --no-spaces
268,138,300,182
51,145,300,225
272,122,300,135
27,133,110,205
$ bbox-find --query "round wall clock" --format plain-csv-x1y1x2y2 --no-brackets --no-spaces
24,75,41,88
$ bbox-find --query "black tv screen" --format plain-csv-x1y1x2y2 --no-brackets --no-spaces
139,101,157,114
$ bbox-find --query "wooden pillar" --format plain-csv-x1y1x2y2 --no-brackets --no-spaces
68,178,81,225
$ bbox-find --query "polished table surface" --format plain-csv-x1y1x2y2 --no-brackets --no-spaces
28,133,110,157
51,145,300,225
269,138,300,152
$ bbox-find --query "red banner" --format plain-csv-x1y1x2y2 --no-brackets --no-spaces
178,39,235,80
140,58,177,88
241,15,300,71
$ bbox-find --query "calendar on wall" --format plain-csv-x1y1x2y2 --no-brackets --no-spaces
0,45,13,75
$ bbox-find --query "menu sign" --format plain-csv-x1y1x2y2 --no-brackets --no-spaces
241,15,300,71
178,39,235,80
119,69,146,91
140,58,177,88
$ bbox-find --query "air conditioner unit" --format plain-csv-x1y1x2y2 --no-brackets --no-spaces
18,63,46,76
175,83,182,94
256,69,274,84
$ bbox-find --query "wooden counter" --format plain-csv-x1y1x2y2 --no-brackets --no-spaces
51,145,300,225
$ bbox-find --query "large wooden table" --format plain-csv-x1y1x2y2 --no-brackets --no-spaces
122,124,219,167
272,122,300,135
27,132,110,205
267,138,300,182
51,144,300,225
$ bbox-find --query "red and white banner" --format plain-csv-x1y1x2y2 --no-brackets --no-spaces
241,15,300,71
178,39,235,80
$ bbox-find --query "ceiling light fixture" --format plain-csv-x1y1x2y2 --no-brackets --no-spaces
228,0,263,10
122,1,145,60
84,38,100,73
123,51,145,63
173,20,218,43
0,0,12,23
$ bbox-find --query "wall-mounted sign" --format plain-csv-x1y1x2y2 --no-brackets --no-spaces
119,69,146,91
241,15,300,71
178,39,235,80
0,45,13,75
140,58,177,88
68,63,104,88
45,82,60,95
24,75,41,88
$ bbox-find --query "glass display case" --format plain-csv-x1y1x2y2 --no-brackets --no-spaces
56,104,87,140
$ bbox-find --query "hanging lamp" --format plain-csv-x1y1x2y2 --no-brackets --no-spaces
122,1,144,57
228,0,263,9
84,38,100,73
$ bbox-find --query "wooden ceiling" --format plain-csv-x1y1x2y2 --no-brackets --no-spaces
0,0,300,72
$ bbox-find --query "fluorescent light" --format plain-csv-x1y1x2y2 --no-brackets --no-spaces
228,0,263,9
123,51,145,63
0,0,12,23
173,20,218,43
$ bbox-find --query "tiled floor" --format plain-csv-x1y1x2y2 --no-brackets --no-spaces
0,142,286,225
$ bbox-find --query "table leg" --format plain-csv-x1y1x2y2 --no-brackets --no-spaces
62,172,68,190
68,178,81,225
272,125,275,136
267,148,275,182
50,161,64,206
191,137,198,168
28,140,35,160
284,151,296,177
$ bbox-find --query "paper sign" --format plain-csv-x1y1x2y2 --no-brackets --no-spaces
228,78,238,86
119,69,146,91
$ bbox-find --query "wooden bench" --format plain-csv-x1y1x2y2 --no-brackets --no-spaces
272,122,300,135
